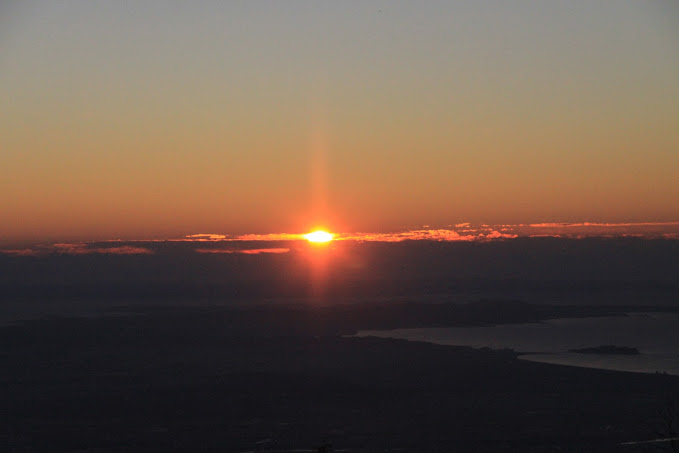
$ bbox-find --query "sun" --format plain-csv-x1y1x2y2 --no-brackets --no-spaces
304,230,334,243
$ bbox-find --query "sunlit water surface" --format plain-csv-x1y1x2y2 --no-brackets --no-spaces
357,313,679,375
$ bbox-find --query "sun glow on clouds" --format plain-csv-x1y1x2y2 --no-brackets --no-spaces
2,222,679,257
224,221,679,242
183,233,227,241
337,229,517,242
234,233,306,241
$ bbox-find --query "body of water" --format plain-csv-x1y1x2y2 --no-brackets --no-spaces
357,312,679,375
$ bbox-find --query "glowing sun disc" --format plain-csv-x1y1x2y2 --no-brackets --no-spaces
304,230,334,243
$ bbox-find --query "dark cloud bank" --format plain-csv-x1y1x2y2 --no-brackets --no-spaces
1,237,678,303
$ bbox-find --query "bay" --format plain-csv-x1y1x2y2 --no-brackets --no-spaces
357,312,679,375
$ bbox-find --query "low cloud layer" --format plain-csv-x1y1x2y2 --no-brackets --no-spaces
2,222,678,257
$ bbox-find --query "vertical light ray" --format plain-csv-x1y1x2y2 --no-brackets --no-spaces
308,104,330,230
307,104,332,304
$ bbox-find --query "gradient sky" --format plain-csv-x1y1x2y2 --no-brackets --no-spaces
1,1,678,241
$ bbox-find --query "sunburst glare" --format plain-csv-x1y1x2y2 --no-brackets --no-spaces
304,230,334,243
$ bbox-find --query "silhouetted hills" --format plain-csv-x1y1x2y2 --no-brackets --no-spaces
2,303,679,452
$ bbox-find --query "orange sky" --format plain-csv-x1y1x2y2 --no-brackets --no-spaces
1,2,678,241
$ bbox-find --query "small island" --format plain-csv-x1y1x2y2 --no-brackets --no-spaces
568,345,640,355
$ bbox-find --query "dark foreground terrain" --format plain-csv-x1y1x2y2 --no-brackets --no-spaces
2,300,679,452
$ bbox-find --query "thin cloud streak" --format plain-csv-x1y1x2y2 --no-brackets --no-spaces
234,233,305,241
52,244,154,255
195,248,290,255
0,244,154,256
525,221,679,239
529,222,679,228
0,248,42,257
